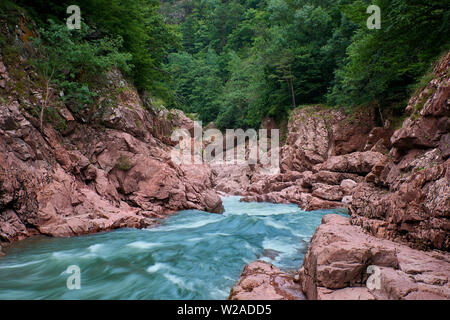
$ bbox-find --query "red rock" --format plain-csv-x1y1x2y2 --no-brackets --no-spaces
340,179,357,189
364,127,394,151
312,183,345,201
316,151,386,174
304,196,347,212
0,55,223,247
281,106,375,172
298,214,450,300
228,261,305,300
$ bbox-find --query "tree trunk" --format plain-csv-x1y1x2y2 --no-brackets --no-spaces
40,79,50,133
288,66,296,109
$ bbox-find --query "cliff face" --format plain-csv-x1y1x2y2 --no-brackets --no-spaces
229,52,449,300
0,17,222,250
350,53,450,251
219,104,391,211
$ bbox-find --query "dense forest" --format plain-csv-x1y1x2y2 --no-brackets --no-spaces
2,0,449,130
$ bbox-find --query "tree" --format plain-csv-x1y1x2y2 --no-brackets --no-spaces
31,20,132,123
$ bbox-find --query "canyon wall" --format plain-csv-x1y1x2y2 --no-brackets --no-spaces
229,52,449,300
0,17,223,251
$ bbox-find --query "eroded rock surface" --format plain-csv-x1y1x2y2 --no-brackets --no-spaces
298,215,450,300
0,39,222,248
229,261,305,300
350,52,450,251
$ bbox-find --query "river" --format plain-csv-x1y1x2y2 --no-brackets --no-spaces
0,196,346,299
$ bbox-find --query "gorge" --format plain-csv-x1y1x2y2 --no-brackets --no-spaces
0,2,449,301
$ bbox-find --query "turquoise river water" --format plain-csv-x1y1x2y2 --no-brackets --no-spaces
0,196,346,299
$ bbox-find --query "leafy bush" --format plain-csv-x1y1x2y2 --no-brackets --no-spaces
31,20,132,117
115,155,133,171
17,0,180,99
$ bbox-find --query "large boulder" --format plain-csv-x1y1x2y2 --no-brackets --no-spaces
228,261,305,300
298,214,450,300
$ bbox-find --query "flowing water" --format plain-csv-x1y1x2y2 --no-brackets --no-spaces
0,196,347,300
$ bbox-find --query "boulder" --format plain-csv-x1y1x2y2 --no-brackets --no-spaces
298,214,450,300
316,151,386,175
228,261,305,300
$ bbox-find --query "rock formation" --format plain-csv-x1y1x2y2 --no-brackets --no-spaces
229,261,305,300
299,215,449,300
350,52,449,251
0,21,223,250
229,52,449,300
216,105,385,211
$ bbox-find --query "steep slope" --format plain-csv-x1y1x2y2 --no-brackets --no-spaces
350,52,450,251
230,52,450,300
0,14,222,252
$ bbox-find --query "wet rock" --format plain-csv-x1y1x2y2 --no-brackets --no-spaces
229,261,305,300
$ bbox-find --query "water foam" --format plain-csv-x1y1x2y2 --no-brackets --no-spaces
146,263,167,273
127,241,162,249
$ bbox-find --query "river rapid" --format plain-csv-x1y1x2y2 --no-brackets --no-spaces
0,196,346,299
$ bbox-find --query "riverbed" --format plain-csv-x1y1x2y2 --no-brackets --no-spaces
0,196,346,299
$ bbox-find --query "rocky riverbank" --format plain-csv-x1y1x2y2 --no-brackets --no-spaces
0,17,223,250
228,52,449,300
0,11,448,301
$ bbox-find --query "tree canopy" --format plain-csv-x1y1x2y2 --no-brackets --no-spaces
7,0,450,129
163,0,449,129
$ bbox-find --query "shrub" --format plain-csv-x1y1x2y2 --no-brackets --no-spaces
115,155,133,171
31,20,132,120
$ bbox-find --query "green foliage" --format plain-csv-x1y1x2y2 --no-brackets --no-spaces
164,0,359,129
328,0,450,109
115,155,133,171
9,0,450,130
32,20,132,115
16,0,179,99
